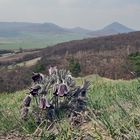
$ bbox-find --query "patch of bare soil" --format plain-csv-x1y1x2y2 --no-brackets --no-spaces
0,132,31,140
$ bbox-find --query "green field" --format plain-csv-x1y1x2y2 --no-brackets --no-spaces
0,32,88,49
0,75,140,139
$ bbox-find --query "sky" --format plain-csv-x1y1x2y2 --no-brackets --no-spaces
0,0,139,30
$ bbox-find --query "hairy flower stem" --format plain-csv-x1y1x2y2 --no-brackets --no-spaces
35,96,39,106
54,96,58,109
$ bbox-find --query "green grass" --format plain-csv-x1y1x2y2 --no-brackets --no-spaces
0,91,24,134
0,76,140,139
0,32,88,49
87,76,140,139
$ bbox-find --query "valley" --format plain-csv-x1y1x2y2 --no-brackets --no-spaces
0,21,134,49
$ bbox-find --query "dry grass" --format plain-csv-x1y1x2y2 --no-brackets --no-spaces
0,76,140,139
16,57,41,67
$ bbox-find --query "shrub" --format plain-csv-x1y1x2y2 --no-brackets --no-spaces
33,61,46,73
128,52,140,76
68,57,81,77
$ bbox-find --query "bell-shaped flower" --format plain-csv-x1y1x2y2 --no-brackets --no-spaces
32,72,45,84
30,84,42,96
23,94,32,107
57,83,68,96
39,97,50,109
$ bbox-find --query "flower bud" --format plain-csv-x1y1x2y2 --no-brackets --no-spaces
39,97,50,109
30,85,42,96
32,73,44,83
57,84,68,96
23,95,32,107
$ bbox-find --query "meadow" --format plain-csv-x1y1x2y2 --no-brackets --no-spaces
0,75,140,140
0,32,87,50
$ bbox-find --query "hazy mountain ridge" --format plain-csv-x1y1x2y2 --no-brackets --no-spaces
0,22,68,37
0,21,136,49
0,21,135,37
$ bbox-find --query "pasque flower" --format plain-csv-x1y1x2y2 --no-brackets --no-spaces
30,84,43,96
21,68,90,124
39,97,50,109
23,95,32,107
57,83,68,96
32,72,45,83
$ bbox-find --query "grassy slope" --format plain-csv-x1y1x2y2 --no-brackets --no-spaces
0,75,140,139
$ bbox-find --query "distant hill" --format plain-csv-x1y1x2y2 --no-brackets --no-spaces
0,22,90,37
103,22,134,33
0,22,68,37
0,22,92,49
0,21,134,37
89,22,134,37
0,21,136,49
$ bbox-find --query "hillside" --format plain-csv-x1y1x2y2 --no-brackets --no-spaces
0,31,139,93
39,31,140,79
0,76,140,139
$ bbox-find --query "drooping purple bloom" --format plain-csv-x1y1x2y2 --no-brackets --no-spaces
30,85,42,96
32,73,44,83
57,83,68,96
23,95,32,107
39,97,50,109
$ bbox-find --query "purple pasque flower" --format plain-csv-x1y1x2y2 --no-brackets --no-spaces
30,84,42,96
32,72,44,83
57,83,68,97
23,94,32,107
39,97,50,109
48,66,57,75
